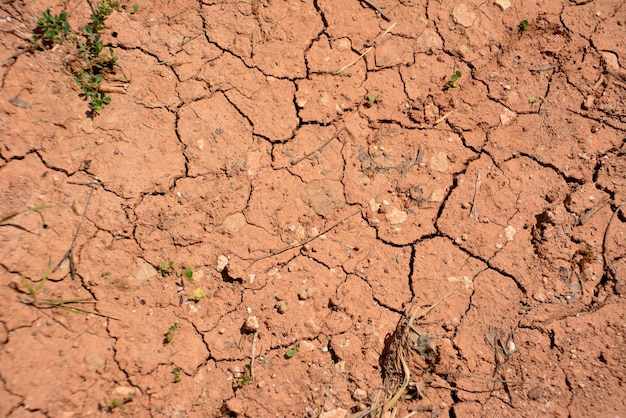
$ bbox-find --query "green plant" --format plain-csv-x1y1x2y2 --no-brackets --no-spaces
131,4,139,14
32,9,70,49
72,1,120,115
163,322,178,346
444,70,462,89
518,19,529,32
236,364,252,388
18,265,95,314
158,262,195,289
172,367,182,383
104,392,135,412
31,1,126,116
285,343,300,359
158,261,175,277
529,96,538,104
1,205,51,225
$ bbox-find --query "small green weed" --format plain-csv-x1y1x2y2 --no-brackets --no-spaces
163,322,178,346
285,343,300,359
518,19,529,32
529,96,538,104
172,367,182,383
17,265,96,315
183,266,194,280
103,392,135,412
444,70,462,89
1,205,51,225
157,262,197,296
31,1,127,116
236,364,252,388
130,4,139,14
32,9,70,49
158,261,175,277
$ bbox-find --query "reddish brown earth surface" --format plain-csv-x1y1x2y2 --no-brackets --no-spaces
1,0,625,417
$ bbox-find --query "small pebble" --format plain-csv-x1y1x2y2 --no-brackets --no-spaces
275,300,288,314
242,316,259,333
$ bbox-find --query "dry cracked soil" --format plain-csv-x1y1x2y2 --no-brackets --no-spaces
1,0,625,417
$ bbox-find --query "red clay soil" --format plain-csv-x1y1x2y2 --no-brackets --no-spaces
1,0,625,417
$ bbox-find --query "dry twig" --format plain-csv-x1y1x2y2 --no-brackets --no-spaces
290,126,347,165
336,23,396,74
360,0,392,21
241,209,361,263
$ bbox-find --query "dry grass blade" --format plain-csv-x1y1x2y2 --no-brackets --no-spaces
336,22,396,74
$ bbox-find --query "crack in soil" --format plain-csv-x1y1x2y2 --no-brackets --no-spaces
1,0,625,416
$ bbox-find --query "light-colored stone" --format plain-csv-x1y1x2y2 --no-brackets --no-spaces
429,152,449,172
452,4,477,27
223,212,246,232
299,340,316,352
368,198,380,212
319,408,348,418
275,300,288,314
352,388,367,402
84,353,106,372
601,51,620,71
385,207,407,225
494,0,511,11
132,258,157,288
499,106,517,126
216,255,229,272
112,385,140,398
242,316,259,333
416,28,443,50
504,225,516,241
305,318,321,334
430,188,446,202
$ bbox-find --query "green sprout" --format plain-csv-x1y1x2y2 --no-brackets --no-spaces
172,367,182,383
518,19,529,32
31,1,125,115
529,96,538,104
32,9,70,49
163,322,178,346
131,4,139,14
183,266,194,280
444,70,462,89
366,94,377,107
236,364,252,388
158,261,175,277
105,392,135,412
285,343,300,359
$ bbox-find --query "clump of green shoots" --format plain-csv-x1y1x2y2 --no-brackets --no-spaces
444,70,462,89
32,9,70,49
163,322,178,346
172,367,182,383
102,392,135,412
235,364,252,388
518,19,529,33
285,343,300,359
31,1,127,116
157,261,204,301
